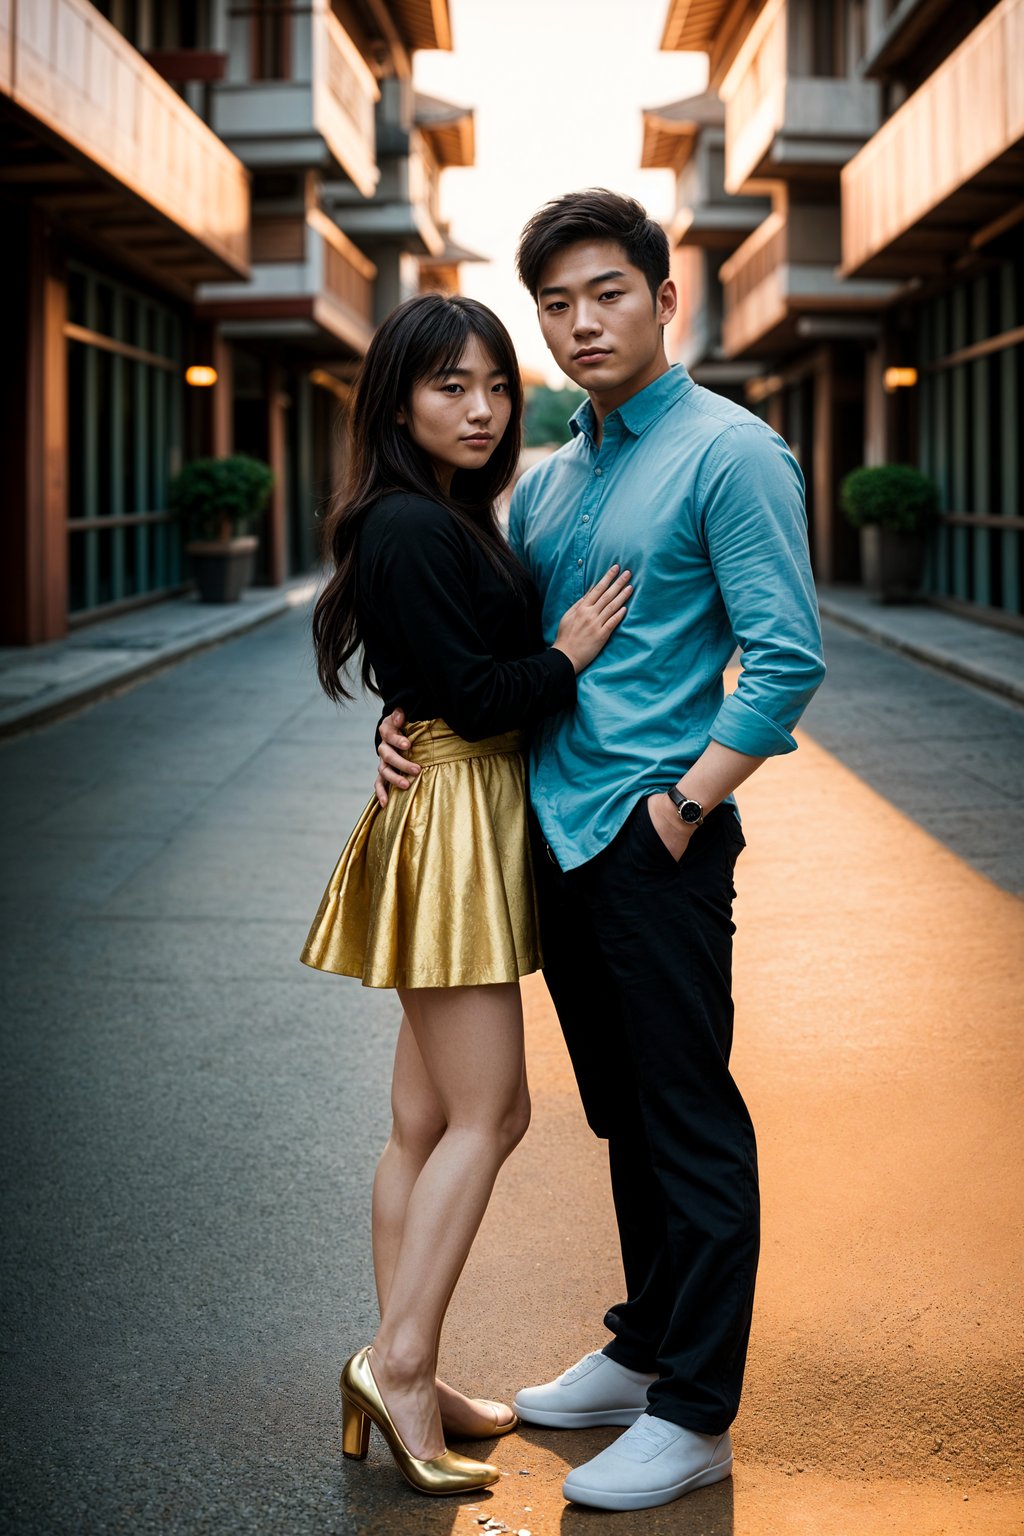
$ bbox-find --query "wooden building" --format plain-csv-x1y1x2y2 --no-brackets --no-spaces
841,0,1024,627
641,90,768,397
652,0,1024,624
1,0,474,644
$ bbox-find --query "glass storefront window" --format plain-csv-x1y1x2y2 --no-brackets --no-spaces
918,261,1022,620
66,262,185,617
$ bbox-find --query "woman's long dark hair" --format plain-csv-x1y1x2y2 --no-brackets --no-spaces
312,292,527,702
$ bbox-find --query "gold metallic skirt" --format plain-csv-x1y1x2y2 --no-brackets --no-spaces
299,719,542,989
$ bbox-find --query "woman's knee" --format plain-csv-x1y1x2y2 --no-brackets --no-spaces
390,1098,446,1160
488,1085,532,1157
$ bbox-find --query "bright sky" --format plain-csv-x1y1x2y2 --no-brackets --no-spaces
414,0,706,385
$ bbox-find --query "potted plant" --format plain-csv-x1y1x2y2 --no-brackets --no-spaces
839,463,940,604
171,455,274,603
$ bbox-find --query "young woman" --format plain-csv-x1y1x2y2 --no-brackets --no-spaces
301,292,631,1496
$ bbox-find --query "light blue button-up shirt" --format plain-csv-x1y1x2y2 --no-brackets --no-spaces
507,365,825,871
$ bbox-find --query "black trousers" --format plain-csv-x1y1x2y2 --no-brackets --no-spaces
531,797,758,1433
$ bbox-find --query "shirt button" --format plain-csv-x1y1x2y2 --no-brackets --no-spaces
594,467,603,477
577,559,583,567
582,514,590,523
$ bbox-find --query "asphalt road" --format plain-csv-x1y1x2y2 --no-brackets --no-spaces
1,606,1021,1536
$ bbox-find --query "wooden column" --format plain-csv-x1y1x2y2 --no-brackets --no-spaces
0,212,68,644
211,330,234,458
812,348,836,583
264,361,288,586
292,371,314,573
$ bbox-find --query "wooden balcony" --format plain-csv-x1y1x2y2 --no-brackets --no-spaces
214,2,378,197
674,132,770,251
642,95,769,251
0,0,249,282
722,0,880,194
720,196,897,356
197,206,375,357
333,138,445,256
841,0,1024,278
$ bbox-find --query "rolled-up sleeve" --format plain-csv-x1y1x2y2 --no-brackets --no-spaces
698,423,826,756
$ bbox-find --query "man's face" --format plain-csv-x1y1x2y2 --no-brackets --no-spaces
535,240,675,399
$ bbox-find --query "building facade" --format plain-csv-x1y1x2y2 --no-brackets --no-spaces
1,0,478,645
651,0,1024,625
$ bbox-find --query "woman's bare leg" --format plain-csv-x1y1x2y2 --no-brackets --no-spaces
371,1012,518,1435
371,1014,446,1316
368,982,529,1458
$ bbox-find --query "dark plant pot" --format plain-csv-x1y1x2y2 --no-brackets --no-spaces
859,525,927,604
186,536,258,603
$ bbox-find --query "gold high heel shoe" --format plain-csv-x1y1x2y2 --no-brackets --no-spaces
340,1348,500,1496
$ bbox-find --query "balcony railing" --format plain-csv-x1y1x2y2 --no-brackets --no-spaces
721,0,879,194
310,208,375,349
216,3,378,196
314,9,378,198
331,139,445,257
720,200,897,356
1,0,249,276
720,211,789,354
198,207,375,356
841,0,1024,277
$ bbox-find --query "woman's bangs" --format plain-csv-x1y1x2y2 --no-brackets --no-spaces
412,309,471,387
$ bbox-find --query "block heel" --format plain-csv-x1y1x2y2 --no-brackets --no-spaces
341,1393,371,1459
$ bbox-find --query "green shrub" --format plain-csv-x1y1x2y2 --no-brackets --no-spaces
524,385,587,447
170,456,274,541
839,464,939,534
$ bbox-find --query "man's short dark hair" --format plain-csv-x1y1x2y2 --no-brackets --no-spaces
516,189,670,305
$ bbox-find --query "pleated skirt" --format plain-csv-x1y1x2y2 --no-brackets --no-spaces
299,718,542,989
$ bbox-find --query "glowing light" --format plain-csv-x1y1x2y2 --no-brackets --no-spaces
185,365,218,387
883,367,918,392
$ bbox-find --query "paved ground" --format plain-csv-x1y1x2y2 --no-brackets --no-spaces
799,622,1024,895
1,606,1021,1535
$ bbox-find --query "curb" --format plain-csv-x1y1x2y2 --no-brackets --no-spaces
0,590,303,741
817,597,1024,709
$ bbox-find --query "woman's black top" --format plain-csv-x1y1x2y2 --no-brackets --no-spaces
356,491,576,742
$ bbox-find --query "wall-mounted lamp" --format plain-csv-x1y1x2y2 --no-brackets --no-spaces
185,365,218,387
883,367,918,392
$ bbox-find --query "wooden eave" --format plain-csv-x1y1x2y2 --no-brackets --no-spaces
660,0,731,52
389,0,453,52
414,94,475,168
842,151,1024,279
0,114,248,296
641,92,724,170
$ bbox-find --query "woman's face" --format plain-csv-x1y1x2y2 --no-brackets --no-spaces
401,333,512,491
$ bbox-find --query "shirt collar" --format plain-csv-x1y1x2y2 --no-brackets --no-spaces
569,364,695,444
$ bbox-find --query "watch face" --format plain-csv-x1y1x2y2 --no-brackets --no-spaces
680,801,702,824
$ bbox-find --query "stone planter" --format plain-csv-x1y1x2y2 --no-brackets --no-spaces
859,525,928,604
186,536,259,603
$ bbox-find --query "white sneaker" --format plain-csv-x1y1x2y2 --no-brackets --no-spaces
561,1413,733,1510
512,1350,656,1428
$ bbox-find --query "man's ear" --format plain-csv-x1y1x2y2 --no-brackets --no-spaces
656,278,678,330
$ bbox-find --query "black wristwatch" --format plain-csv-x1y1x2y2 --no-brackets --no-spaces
667,787,704,827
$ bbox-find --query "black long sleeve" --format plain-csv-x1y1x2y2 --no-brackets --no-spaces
357,492,576,741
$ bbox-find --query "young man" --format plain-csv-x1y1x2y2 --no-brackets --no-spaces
375,190,825,1511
